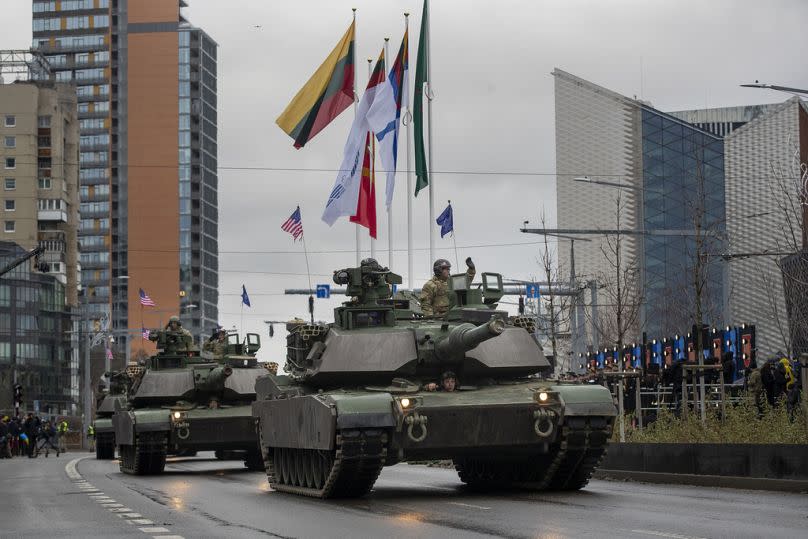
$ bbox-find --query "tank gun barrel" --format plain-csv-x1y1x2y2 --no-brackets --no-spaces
196,365,233,392
435,319,505,361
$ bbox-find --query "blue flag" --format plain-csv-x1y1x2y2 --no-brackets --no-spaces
241,285,251,307
436,203,453,238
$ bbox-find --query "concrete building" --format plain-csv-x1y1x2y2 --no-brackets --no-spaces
0,58,80,307
553,69,727,344
32,0,219,360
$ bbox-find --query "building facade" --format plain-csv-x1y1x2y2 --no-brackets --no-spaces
554,69,728,344
32,0,219,360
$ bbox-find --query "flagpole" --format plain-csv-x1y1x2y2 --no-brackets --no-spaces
368,57,377,261
425,0,435,268
353,8,361,265
404,14,413,288
383,36,393,269
449,200,459,268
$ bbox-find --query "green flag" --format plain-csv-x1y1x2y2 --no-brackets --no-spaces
413,0,429,196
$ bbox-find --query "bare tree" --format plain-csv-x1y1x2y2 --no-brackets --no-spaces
537,213,571,373
591,190,644,351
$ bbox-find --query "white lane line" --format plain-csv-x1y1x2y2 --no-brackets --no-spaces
130,519,154,525
138,527,170,533
153,536,185,539
632,530,709,539
109,508,134,513
65,457,83,480
101,503,124,507
88,493,106,497
447,501,491,510
119,513,143,519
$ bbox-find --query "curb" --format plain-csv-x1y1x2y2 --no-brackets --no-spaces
594,469,808,493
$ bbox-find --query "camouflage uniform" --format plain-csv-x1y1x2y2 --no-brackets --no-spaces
166,316,194,350
419,266,475,317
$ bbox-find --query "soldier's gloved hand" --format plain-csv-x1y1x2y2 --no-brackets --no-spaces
465,257,474,270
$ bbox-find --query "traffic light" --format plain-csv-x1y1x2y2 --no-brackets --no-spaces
13,384,22,403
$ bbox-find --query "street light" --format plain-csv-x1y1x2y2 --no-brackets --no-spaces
740,81,808,96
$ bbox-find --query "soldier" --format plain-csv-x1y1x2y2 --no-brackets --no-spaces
425,371,458,392
166,315,194,350
419,257,475,318
204,327,229,357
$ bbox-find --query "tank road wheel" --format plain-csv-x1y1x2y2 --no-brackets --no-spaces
264,429,386,499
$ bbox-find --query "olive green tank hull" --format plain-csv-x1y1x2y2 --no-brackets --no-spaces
253,382,615,498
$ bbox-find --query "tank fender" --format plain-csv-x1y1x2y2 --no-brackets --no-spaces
112,411,135,445
555,384,618,417
333,393,396,429
132,409,172,433
253,394,336,450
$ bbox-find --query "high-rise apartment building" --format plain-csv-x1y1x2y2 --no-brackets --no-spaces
32,0,219,360
0,52,81,414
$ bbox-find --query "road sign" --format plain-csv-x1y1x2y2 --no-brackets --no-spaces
525,283,540,299
316,284,330,299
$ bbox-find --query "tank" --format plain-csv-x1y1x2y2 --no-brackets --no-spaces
112,329,266,475
93,369,135,460
252,259,617,498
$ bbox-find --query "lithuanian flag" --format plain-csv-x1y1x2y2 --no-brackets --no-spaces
276,22,355,149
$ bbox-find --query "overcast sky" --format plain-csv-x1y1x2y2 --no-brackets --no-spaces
2,0,806,362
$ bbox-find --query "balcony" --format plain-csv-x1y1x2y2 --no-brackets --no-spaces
38,209,68,222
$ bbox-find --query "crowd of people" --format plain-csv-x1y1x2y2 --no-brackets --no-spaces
0,414,69,459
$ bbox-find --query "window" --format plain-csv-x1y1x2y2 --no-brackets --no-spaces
38,178,52,189
5,200,14,212
4,136,14,148
93,15,109,28
55,71,72,82
4,158,15,169
4,221,14,233
38,116,51,128
4,179,15,190
4,116,15,127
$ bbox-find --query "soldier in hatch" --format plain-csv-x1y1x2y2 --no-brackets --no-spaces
424,371,458,392
419,257,475,318
166,315,194,351
204,327,229,357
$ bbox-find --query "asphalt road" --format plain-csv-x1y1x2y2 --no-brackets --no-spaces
1,451,806,538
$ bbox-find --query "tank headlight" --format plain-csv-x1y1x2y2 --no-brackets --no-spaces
173,411,182,420
538,392,549,402
400,398,411,408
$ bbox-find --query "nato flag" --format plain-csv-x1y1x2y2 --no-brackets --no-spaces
436,203,454,238
241,285,251,307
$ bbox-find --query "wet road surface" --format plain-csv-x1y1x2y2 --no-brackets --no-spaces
2,451,806,538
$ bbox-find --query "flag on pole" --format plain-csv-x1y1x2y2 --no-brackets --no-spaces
276,22,356,149
436,202,453,238
413,0,429,196
349,133,377,238
366,28,409,207
241,285,251,307
322,49,385,225
141,327,150,340
282,206,304,241
139,288,156,307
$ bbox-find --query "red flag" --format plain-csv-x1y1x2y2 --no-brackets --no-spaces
350,132,377,238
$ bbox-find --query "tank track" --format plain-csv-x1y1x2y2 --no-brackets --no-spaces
95,432,116,460
119,432,167,475
262,428,387,499
454,416,612,491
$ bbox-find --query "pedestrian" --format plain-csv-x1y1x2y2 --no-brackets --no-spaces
23,413,36,458
87,424,95,452
8,416,20,456
419,258,475,318
0,416,10,459
36,420,59,458
760,360,776,406
57,418,69,454
746,363,764,417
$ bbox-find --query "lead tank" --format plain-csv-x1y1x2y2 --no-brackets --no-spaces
113,330,266,474
252,259,616,498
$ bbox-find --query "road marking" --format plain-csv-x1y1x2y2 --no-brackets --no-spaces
447,501,491,510
65,456,182,539
632,530,709,539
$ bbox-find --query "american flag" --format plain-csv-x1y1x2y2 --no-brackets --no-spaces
142,328,150,340
281,206,304,241
139,288,156,307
